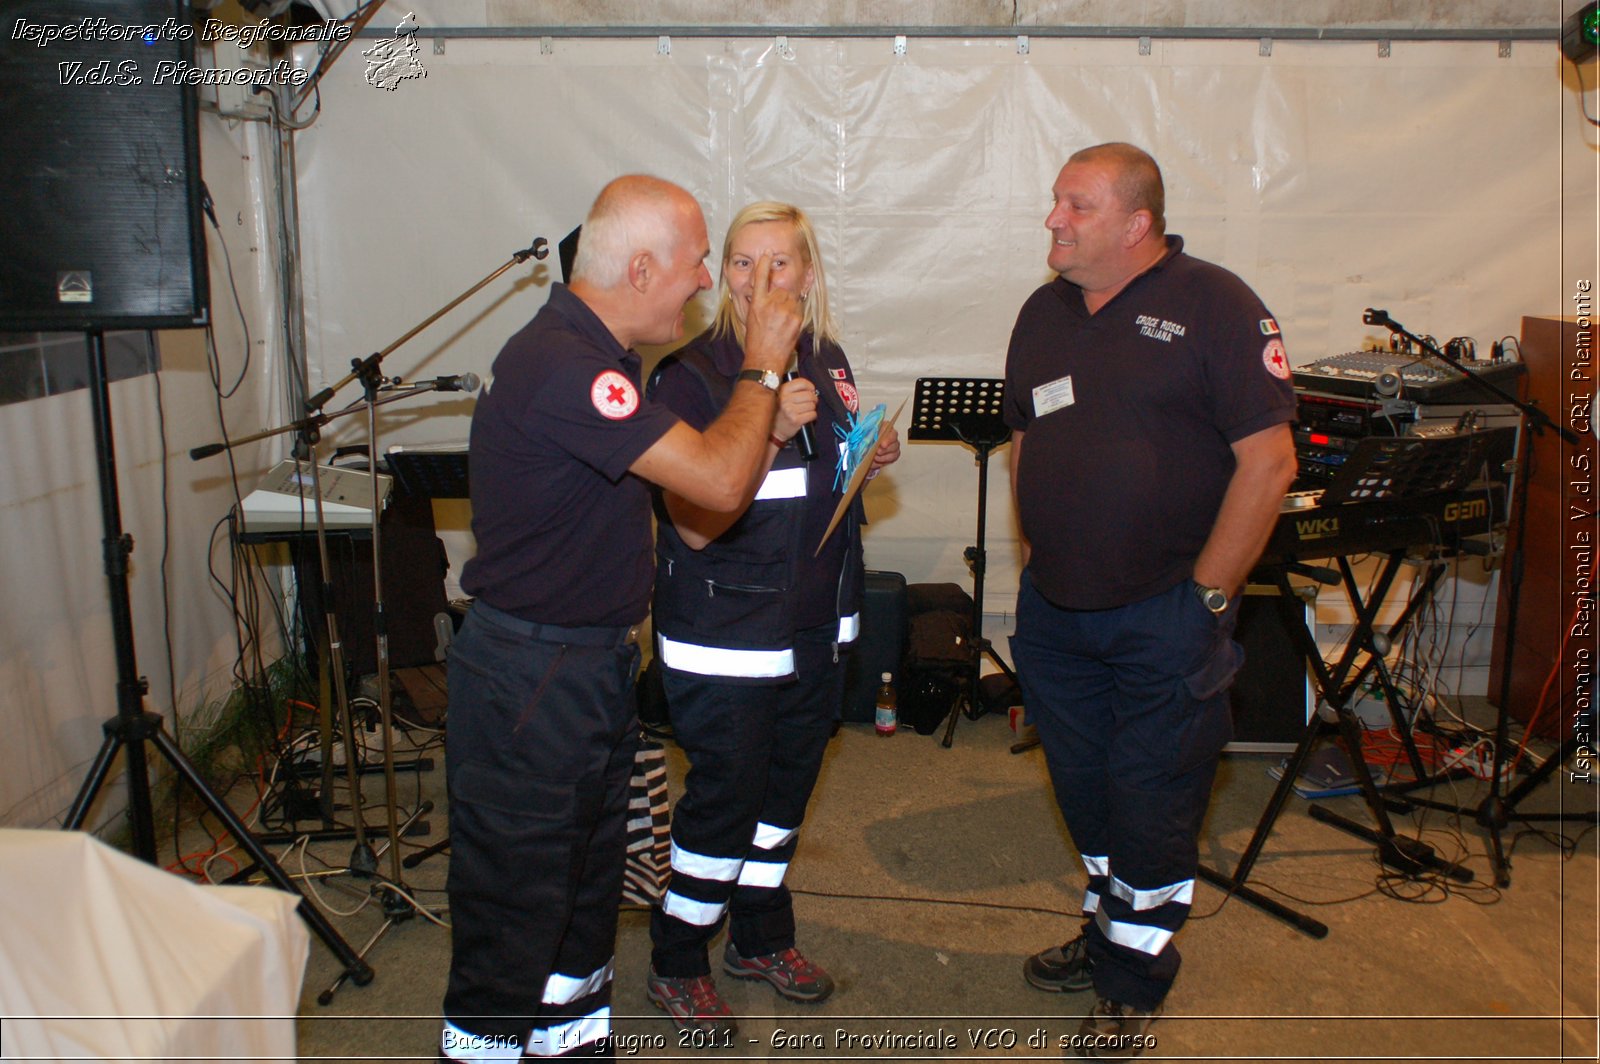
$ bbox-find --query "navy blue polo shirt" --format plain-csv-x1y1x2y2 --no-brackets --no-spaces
1003,236,1297,610
461,284,680,627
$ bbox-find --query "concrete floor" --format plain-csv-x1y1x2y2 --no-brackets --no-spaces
282,682,1598,1063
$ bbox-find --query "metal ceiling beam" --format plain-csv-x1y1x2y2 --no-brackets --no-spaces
352,24,1556,42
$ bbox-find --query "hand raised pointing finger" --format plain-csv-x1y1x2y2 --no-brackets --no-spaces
743,250,802,373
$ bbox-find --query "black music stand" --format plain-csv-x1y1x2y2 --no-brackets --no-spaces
1316,430,1511,506
386,445,470,500
385,444,469,665
1198,431,1513,935
907,378,1021,748
385,445,470,873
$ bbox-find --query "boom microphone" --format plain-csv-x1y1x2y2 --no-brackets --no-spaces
425,372,482,393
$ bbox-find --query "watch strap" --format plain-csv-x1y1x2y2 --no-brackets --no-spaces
736,368,779,391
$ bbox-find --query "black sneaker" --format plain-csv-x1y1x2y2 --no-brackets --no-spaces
1071,996,1162,1060
1022,931,1094,993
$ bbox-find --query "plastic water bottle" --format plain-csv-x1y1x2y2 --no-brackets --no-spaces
874,672,897,737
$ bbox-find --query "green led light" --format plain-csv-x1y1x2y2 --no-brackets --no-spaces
1586,6,1600,46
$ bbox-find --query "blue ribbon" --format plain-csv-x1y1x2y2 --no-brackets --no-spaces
832,403,886,492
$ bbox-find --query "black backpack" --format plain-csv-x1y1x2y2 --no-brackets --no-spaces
898,583,974,734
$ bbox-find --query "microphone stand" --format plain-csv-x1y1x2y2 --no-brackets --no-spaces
1359,309,1587,885
302,238,547,414
1361,308,1535,414
190,237,548,999
196,401,381,874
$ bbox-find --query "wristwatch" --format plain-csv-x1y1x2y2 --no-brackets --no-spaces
736,368,781,391
1194,581,1229,615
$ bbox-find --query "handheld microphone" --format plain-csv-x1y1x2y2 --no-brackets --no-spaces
783,371,817,461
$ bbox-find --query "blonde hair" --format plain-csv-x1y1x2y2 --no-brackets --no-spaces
711,201,838,348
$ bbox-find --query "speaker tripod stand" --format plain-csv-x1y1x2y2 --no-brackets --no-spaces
907,378,1021,748
64,330,372,988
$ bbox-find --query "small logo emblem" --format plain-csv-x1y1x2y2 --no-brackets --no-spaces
834,380,859,413
364,12,427,91
1259,318,1280,336
57,271,93,304
591,370,639,419
1262,338,1290,380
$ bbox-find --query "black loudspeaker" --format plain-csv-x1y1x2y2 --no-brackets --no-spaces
841,570,909,723
0,0,208,330
1225,584,1317,753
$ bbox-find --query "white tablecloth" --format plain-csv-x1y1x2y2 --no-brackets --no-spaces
0,828,310,1061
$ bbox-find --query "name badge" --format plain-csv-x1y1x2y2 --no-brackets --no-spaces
1032,375,1075,417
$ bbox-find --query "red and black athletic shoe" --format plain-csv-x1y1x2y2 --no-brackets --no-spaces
645,967,738,1037
721,943,836,1003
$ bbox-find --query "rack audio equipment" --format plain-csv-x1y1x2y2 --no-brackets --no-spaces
1291,389,1520,492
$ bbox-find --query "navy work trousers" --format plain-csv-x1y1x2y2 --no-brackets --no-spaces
1011,571,1240,1011
650,624,845,977
441,602,641,1059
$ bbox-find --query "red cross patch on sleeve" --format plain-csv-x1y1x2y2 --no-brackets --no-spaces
590,370,639,419
1262,338,1291,380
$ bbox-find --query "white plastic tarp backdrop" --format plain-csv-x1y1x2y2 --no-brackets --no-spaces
296,35,1572,610
0,31,1591,831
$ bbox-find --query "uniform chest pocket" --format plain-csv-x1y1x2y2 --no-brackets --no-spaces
693,564,793,644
